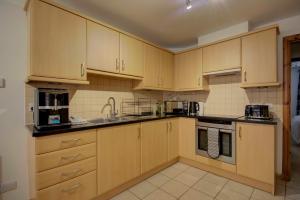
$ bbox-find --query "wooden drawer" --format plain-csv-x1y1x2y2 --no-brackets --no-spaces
37,171,97,200
36,157,96,190
36,130,96,154
36,143,96,172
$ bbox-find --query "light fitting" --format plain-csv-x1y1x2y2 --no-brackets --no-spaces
186,0,192,10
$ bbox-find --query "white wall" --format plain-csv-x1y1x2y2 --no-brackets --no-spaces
0,1,29,200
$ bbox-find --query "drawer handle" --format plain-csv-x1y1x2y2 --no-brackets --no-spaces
61,183,81,193
61,138,81,144
61,154,81,162
61,169,82,177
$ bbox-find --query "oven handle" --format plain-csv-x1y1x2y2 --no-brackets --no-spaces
219,129,233,133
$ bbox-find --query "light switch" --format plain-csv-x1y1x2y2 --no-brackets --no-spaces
0,78,5,88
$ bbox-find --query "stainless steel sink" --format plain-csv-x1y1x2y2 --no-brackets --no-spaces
88,116,137,124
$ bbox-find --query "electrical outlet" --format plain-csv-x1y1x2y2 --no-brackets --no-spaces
0,181,17,194
28,103,34,112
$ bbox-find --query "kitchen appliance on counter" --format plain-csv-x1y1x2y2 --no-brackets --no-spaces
195,116,237,164
164,101,188,115
245,105,271,120
34,88,71,130
189,101,204,116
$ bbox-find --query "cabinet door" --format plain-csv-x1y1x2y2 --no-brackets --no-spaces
30,0,86,80
143,44,161,88
160,51,174,90
236,123,275,184
203,38,241,73
97,124,141,195
87,21,120,73
241,29,277,85
168,119,179,161
174,49,203,90
141,120,168,173
120,34,144,77
178,118,196,160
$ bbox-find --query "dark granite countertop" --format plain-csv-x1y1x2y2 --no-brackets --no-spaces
30,114,278,137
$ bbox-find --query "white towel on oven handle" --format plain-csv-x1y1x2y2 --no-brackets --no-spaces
207,128,220,159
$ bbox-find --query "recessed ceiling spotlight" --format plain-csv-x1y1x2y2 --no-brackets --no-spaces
186,0,192,10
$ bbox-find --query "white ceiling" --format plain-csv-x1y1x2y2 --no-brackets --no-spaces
54,0,300,49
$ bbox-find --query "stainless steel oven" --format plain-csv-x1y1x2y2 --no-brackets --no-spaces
195,118,236,164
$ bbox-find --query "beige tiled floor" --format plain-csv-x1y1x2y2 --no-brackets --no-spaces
111,162,300,200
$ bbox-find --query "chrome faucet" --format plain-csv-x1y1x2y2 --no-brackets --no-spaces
101,97,118,119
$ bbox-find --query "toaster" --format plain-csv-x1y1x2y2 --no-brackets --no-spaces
245,105,271,119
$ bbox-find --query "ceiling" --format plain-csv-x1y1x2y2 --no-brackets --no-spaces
54,0,300,49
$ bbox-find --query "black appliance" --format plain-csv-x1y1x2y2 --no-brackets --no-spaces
164,101,188,115
34,88,71,130
189,101,199,116
245,105,271,119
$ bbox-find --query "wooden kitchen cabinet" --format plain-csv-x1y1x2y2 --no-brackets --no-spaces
236,123,275,185
86,21,120,73
141,120,168,173
160,51,174,90
178,118,196,160
174,48,208,91
203,38,241,74
168,119,179,161
28,0,87,83
241,28,279,88
120,34,144,77
135,45,174,90
97,124,141,195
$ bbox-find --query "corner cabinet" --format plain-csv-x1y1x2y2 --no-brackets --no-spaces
97,124,141,195
174,49,208,91
236,123,275,192
241,28,279,88
28,0,88,84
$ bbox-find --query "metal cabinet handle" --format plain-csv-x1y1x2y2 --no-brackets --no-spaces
138,127,141,139
169,122,172,132
122,60,125,71
61,153,81,162
80,63,85,77
166,122,169,132
239,126,242,139
61,138,81,144
198,77,200,86
61,183,81,193
243,70,247,82
116,58,119,71
61,168,82,177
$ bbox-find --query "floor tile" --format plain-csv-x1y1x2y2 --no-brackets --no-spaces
193,179,223,197
171,162,190,171
184,166,207,179
174,172,200,186
251,189,284,200
129,181,157,199
161,179,189,198
179,188,213,200
143,189,176,200
146,173,170,187
286,186,300,200
223,180,254,197
202,173,228,186
110,191,139,200
160,166,183,178
216,188,249,200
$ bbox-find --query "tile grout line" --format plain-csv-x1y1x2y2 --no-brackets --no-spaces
212,178,229,200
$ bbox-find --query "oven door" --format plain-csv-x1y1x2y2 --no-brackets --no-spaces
195,126,208,157
219,129,236,164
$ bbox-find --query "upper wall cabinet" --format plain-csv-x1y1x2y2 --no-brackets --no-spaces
120,34,144,77
203,38,241,75
87,21,120,74
28,0,88,84
134,44,174,90
241,28,279,88
174,49,208,91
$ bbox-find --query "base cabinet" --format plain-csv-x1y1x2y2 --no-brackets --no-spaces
168,119,179,161
97,124,141,195
178,118,196,160
236,123,275,185
141,120,168,173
